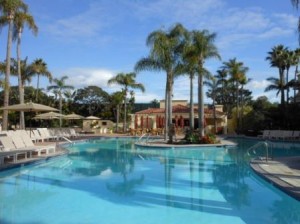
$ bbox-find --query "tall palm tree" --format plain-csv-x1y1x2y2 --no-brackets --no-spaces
189,30,220,137
0,0,28,130
108,72,145,133
266,45,288,106
13,8,38,129
222,58,249,133
11,58,34,128
47,76,74,127
135,23,187,141
180,31,198,131
31,58,52,102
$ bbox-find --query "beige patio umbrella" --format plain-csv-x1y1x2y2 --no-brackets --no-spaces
64,113,84,120
34,111,65,120
0,101,59,112
85,116,101,120
0,101,58,132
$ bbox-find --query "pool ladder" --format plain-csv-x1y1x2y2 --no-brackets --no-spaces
247,141,271,162
137,133,150,144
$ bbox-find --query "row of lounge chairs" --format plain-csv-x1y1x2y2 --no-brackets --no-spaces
21,128,79,143
0,129,57,165
258,130,300,140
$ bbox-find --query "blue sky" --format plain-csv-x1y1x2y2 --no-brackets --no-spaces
0,0,299,103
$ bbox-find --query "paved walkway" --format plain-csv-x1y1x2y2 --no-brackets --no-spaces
250,157,300,201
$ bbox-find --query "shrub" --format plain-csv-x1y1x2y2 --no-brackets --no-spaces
184,132,219,144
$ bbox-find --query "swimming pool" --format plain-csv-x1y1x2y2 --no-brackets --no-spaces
0,137,300,223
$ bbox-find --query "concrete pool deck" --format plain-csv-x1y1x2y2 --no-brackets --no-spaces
250,157,300,201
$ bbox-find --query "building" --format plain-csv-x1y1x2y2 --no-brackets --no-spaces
130,100,228,134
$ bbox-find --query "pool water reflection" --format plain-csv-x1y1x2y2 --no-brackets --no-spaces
0,137,300,224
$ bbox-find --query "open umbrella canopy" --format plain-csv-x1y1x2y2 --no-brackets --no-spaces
64,113,84,120
34,111,65,120
85,116,101,120
0,101,58,112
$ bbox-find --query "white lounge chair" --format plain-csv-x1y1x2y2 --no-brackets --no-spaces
0,136,32,163
11,134,56,156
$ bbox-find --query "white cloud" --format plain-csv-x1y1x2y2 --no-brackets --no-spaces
63,68,116,89
246,79,270,90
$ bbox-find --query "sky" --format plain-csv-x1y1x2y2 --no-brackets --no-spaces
0,0,299,104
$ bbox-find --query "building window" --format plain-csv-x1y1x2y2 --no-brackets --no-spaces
102,122,107,126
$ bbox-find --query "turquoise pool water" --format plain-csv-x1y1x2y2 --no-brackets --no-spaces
0,137,300,224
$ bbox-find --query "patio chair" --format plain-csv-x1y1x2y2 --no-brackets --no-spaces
10,135,56,156
37,128,58,141
0,136,32,163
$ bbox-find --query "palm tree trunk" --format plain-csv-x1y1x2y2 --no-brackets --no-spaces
294,65,298,103
59,92,62,127
17,30,25,129
189,74,194,131
286,67,290,104
236,82,240,134
123,90,127,133
280,68,285,106
168,78,174,143
164,82,168,141
198,71,204,137
116,104,120,132
36,74,40,102
213,98,217,134
2,17,14,131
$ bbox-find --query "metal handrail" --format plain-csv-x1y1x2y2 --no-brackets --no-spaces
247,141,269,162
137,133,147,143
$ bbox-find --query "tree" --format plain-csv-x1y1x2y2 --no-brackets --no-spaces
266,45,288,106
110,91,124,132
265,77,285,97
73,86,110,116
135,23,187,141
204,77,218,133
189,30,220,137
180,31,198,131
13,8,38,129
31,58,52,102
47,76,74,127
222,58,249,133
11,57,35,96
0,0,28,130
108,73,145,133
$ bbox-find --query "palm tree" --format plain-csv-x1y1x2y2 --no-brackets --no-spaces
180,31,198,131
111,91,124,133
189,30,220,137
11,57,35,127
135,23,187,141
266,45,288,106
222,58,249,133
215,68,228,106
0,0,28,130
293,48,300,102
13,8,38,129
31,58,52,102
108,72,145,133
204,77,218,133
47,76,74,127
265,77,285,97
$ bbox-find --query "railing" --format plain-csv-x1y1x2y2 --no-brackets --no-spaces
247,141,270,162
61,136,73,144
137,133,151,144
